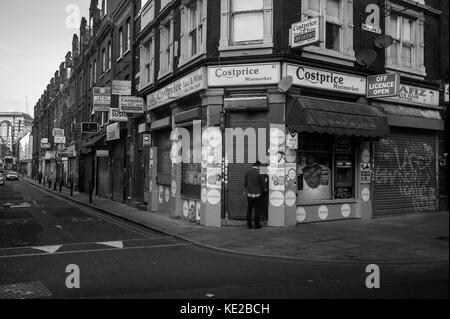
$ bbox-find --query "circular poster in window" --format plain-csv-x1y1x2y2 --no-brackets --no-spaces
302,164,322,189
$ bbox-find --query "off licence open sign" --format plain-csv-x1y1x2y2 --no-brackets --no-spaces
367,73,400,98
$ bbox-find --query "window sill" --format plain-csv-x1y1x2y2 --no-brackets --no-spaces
301,46,356,67
386,64,426,80
157,69,173,81
139,81,154,93
219,43,273,57
178,52,206,70
297,198,357,206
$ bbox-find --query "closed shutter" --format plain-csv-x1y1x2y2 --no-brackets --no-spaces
156,129,172,186
373,128,437,216
226,111,268,220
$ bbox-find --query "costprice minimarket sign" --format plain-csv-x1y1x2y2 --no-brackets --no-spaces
367,73,400,98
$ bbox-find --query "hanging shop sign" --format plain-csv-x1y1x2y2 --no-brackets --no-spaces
93,87,111,112
143,134,152,147
208,63,281,87
109,108,128,122
147,68,207,110
362,4,382,34
290,17,321,48
285,63,367,95
138,122,147,133
52,129,64,137
366,73,400,98
96,150,110,157
54,136,66,144
377,83,439,106
119,96,145,114
81,122,99,134
106,122,120,141
445,84,449,103
41,143,51,149
112,80,132,96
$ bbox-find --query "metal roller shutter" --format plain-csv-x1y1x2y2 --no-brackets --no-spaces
373,127,437,216
226,112,268,220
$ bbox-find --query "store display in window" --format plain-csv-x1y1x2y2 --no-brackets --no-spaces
297,154,332,201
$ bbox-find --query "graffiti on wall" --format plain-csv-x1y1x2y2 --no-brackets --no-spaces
374,138,436,212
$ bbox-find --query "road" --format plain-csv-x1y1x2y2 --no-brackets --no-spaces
0,179,448,299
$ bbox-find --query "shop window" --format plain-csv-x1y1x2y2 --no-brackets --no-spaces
300,0,355,65
385,3,425,77
219,0,273,56
297,134,355,202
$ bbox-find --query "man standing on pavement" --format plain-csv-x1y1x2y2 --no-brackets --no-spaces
244,161,265,229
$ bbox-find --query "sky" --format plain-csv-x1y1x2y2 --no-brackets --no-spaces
0,0,90,117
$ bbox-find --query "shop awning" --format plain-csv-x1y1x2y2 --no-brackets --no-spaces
82,132,106,148
286,96,389,138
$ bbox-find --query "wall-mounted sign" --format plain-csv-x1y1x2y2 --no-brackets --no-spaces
81,122,99,134
138,123,147,133
208,63,281,87
362,4,381,34
367,73,400,98
444,84,449,103
290,17,320,48
96,150,109,157
377,83,439,106
54,136,66,144
285,63,366,95
143,134,152,147
52,129,64,137
112,80,132,96
119,96,145,114
147,68,207,110
109,108,128,122
106,122,120,141
93,87,111,112
286,131,298,150
41,143,51,149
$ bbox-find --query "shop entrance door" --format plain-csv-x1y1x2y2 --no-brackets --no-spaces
226,111,268,221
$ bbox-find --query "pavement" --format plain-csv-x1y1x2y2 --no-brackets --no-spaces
20,176,449,265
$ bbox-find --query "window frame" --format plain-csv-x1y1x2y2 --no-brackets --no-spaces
385,2,426,78
219,0,273,56
300,0,355,66
139,31,155,90
158,12,174,79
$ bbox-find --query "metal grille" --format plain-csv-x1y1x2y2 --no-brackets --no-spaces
373,127,437,216
226,111,268,220
0,282,52,299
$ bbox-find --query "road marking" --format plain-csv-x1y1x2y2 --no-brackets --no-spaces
31,245,62,254
97,241,124,249
56,225,63,229
11,202,32,208
0,243,193,259
42,210,48,215
33,200,38,207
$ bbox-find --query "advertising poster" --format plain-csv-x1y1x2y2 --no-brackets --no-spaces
268,166,285,191
285,163,297,188
206,167,222,189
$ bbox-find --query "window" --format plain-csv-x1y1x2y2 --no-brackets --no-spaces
158,15,174,78
107,41,112,69
179,0,206,65
90,16,94,37
160,0,171,11
141,0,155,29
101,0,108,17
219,0,273,54
141,0,149,9
301,0,354,64
119,27,124,56
296,134,355,202
140,33,155,89
385,5,425,76
88,64,92,87
126,19,131,53
93,60,97,84
102,48,106,73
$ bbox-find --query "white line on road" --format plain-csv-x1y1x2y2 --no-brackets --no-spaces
0,243,194,259
42,210,48,215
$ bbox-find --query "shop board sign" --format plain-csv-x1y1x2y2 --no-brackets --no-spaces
109,108,128,122
285,63,366,95
147,68,207,111
93,87,111,112
52,129,64,137
377,83,439,106
119,96,145,114
112,80,132,96
96,150,109,157
54,136,66,144
106,122,120,141
290,17,321,48
367,73,400,98
208,63,281,87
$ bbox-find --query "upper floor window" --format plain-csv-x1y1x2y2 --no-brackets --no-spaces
179,0,206,66
119,27,124,56
102,48,106,73
301,0,354,64
101,0,108,18
158,15,174,78
140,32,155,90
90,16,94,37
126,19,131,53
385,5,425,77
107,41,112,69
161,0,171,11
93,60,97,84
219,0,273,55
141,0,155,29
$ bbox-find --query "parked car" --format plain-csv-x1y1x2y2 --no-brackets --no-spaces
6,171,18,181
0,175,4,185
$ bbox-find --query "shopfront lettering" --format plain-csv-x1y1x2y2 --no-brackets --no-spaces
296,67,344,85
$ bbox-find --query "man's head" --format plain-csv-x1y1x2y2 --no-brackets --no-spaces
254,161,261,168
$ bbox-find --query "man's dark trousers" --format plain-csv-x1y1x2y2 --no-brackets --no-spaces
247,196,261,228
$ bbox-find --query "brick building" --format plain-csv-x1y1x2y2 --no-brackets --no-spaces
32,0,448,227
